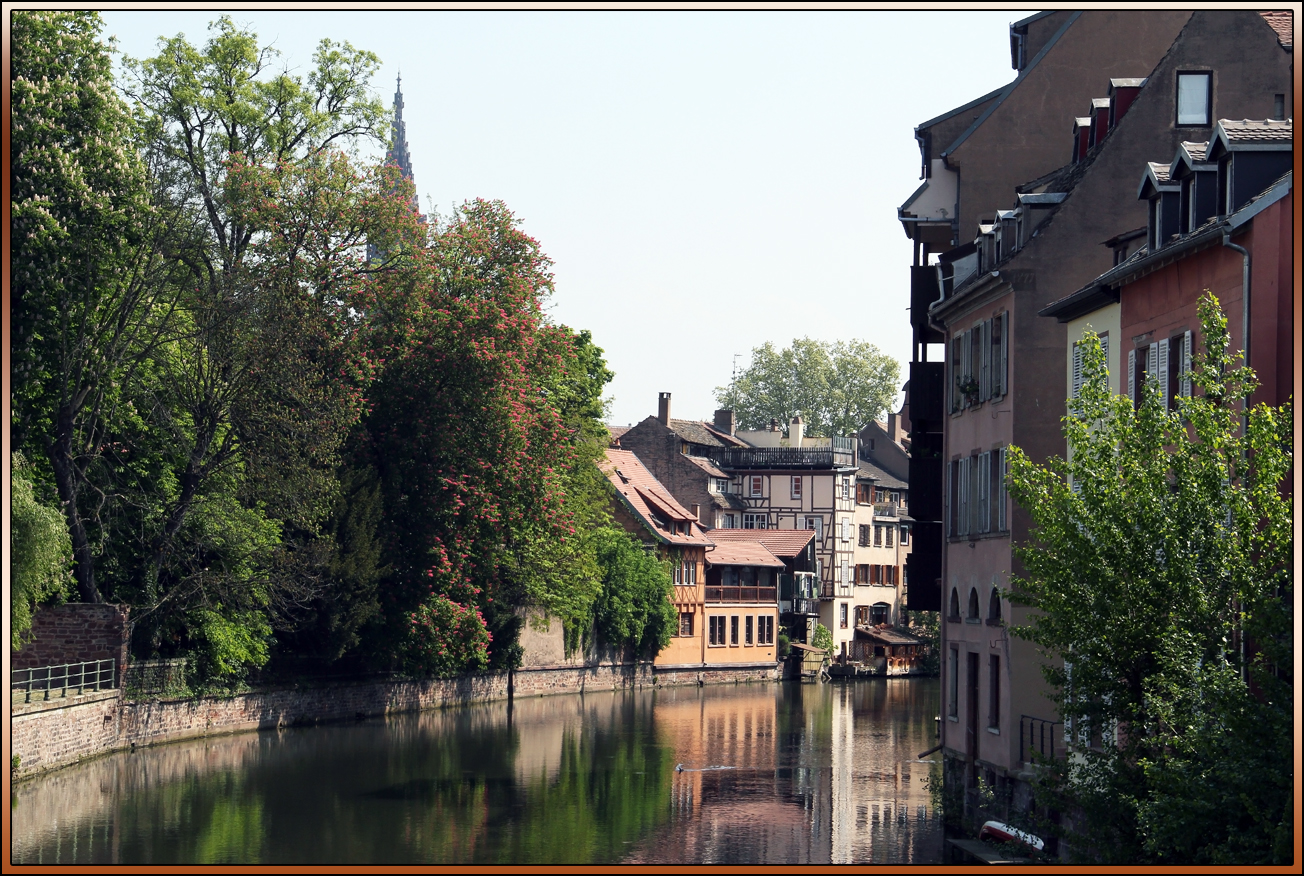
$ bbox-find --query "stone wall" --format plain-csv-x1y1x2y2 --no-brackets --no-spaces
12,659,780,780
11,603,131,683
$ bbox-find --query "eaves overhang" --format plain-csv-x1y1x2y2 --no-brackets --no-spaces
929,269,1007,325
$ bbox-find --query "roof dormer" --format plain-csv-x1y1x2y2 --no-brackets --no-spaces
1088,97,1111,148
1168,140,1217,233
1138,162,1181,251
1108,77,1146,127
1206,118,1293,215
1072,117,1092,163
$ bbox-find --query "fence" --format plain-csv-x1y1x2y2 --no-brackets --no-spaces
122,659,189,699
704,586,777,604
1019,714,1062,764
11,659,116,703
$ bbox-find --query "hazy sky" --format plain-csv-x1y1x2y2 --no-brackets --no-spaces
100,10,1022,428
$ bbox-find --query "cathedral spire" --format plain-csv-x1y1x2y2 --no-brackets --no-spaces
385,73,419,213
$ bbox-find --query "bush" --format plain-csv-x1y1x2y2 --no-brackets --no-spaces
10,452,71,649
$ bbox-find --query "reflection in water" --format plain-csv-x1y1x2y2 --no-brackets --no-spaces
11,679,941,865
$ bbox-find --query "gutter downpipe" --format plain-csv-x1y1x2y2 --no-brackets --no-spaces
1220,228,1250,682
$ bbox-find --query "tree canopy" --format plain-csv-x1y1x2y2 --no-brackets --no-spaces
714,337,900,437
1005,293,1292,865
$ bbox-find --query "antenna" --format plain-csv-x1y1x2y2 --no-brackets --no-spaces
732,353,740,385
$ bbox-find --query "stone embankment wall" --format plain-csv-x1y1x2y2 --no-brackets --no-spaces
11,661,778,781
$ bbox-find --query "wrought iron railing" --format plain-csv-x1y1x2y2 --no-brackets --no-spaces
705,586,777,604
11,659,116,703
1019,714,1063,764
789,597,820,616
710,442,856,470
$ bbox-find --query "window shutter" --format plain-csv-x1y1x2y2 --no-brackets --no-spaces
961,330,972,406
1100,333,1110,391
1181,330,1192,397
996,448,1006,532
980,319,992,400
999,311,1009,398
957,457,968,537
1147,342,1158,396
1071,342,1082,400
980,451,991,532
1127,349,1137,405
951,335,963,411
1157,336,1169,411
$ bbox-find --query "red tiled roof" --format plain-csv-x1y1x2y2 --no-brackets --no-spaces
1260,11,1293,48
706,540,784,568
601,449,713,546
706,527,816,559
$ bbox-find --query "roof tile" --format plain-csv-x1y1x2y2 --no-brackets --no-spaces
1260,10,1293,49
601,450,713,546
706,540,785,568
706,527,816,559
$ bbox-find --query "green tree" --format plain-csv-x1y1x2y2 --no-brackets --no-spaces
590,527,677,658
11,10,195,605
1005,293,1292,864
715,337,900,437
10,453,72,648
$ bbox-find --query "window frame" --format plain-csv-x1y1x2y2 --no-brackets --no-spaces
1175,71,1212,127
791,475,802,500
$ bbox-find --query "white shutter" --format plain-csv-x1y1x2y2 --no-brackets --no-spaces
961,330,972,406
1181,330,1192,398
1157,337,1169,411
1127,349,1137,405
958,457,968,537
1100,334,1110,392
1071,342,1083,400
980,320,992,400
1147,343,1158,397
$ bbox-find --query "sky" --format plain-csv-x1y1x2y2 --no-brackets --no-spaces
100,9,1023,428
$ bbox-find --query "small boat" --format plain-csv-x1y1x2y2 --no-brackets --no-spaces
978,820,1044,852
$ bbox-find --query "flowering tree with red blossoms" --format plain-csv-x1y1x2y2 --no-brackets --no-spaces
364,198,612,674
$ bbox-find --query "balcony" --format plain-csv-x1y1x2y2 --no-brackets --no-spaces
873,502,898,518
712,438,856,470
705,586,777,604
788,597,820,616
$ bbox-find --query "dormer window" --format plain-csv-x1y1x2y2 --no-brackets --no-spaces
1176,72,1212,126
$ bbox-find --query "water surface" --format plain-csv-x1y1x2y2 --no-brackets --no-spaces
11,678,942,865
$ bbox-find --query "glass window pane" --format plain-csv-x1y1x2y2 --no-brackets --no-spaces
1177,73,1210,125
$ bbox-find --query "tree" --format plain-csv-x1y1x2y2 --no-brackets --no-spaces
1004,293,1292,864
10,453,72,649
11,10,197,605
715,338,900,437
590,527,677,658
364,199,613,674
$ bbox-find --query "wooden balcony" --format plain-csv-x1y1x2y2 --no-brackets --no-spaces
705,586,777,604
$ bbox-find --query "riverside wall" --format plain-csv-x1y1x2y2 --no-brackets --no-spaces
10,660,780,781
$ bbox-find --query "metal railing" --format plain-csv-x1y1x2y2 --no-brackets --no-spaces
12,659,116,703
705,586,777,604
1019,714,1063,764
873,502,899,517
789,597,820,616
711,443,856,470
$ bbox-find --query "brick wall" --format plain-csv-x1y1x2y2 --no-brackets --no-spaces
11,603,131,684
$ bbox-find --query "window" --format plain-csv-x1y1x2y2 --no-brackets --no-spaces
758,615,774,646
730,615,740,646
722,513,736,529
855,605,870,626
967,588,980,619
805,516,823,541
989,655,1001,728
856,483,872,504
673,560,682,586
1176,72,1212,126
948,588,961,619
745,615,754,646
709,615,726,646
840,603,849,629
714,478,730,494
885,525,893,548
749,475,763,497
988,587,1002,623
947,648,959,717
842,476,852,499
791,475,802,499
871,602,889,625
1274,93,1286,121
874,525,883,547
859,524,871,547
840,519,850,542
743,512,767,530
678,612,694,637
900,525,910,546
855,564,870,584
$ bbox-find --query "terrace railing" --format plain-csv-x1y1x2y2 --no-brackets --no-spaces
705,586,777,604
711,440,856,470
11,659,116,703
1019,714,1063,764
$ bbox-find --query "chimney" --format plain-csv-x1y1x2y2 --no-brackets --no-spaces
789,415,805,447
713,408,736,436
658,392,672,426
769,418,781,432
886,412,897,444
691,503,701,523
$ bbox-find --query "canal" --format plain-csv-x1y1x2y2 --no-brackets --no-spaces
10,678,942,866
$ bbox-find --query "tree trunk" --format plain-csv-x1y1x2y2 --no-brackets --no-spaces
46,409,100,603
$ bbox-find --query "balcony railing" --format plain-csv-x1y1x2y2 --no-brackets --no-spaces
1019,714,1063,764
788,597,820,616
711,439,856,470
873,502,898,517
12,659,116,703
705,586,777,604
